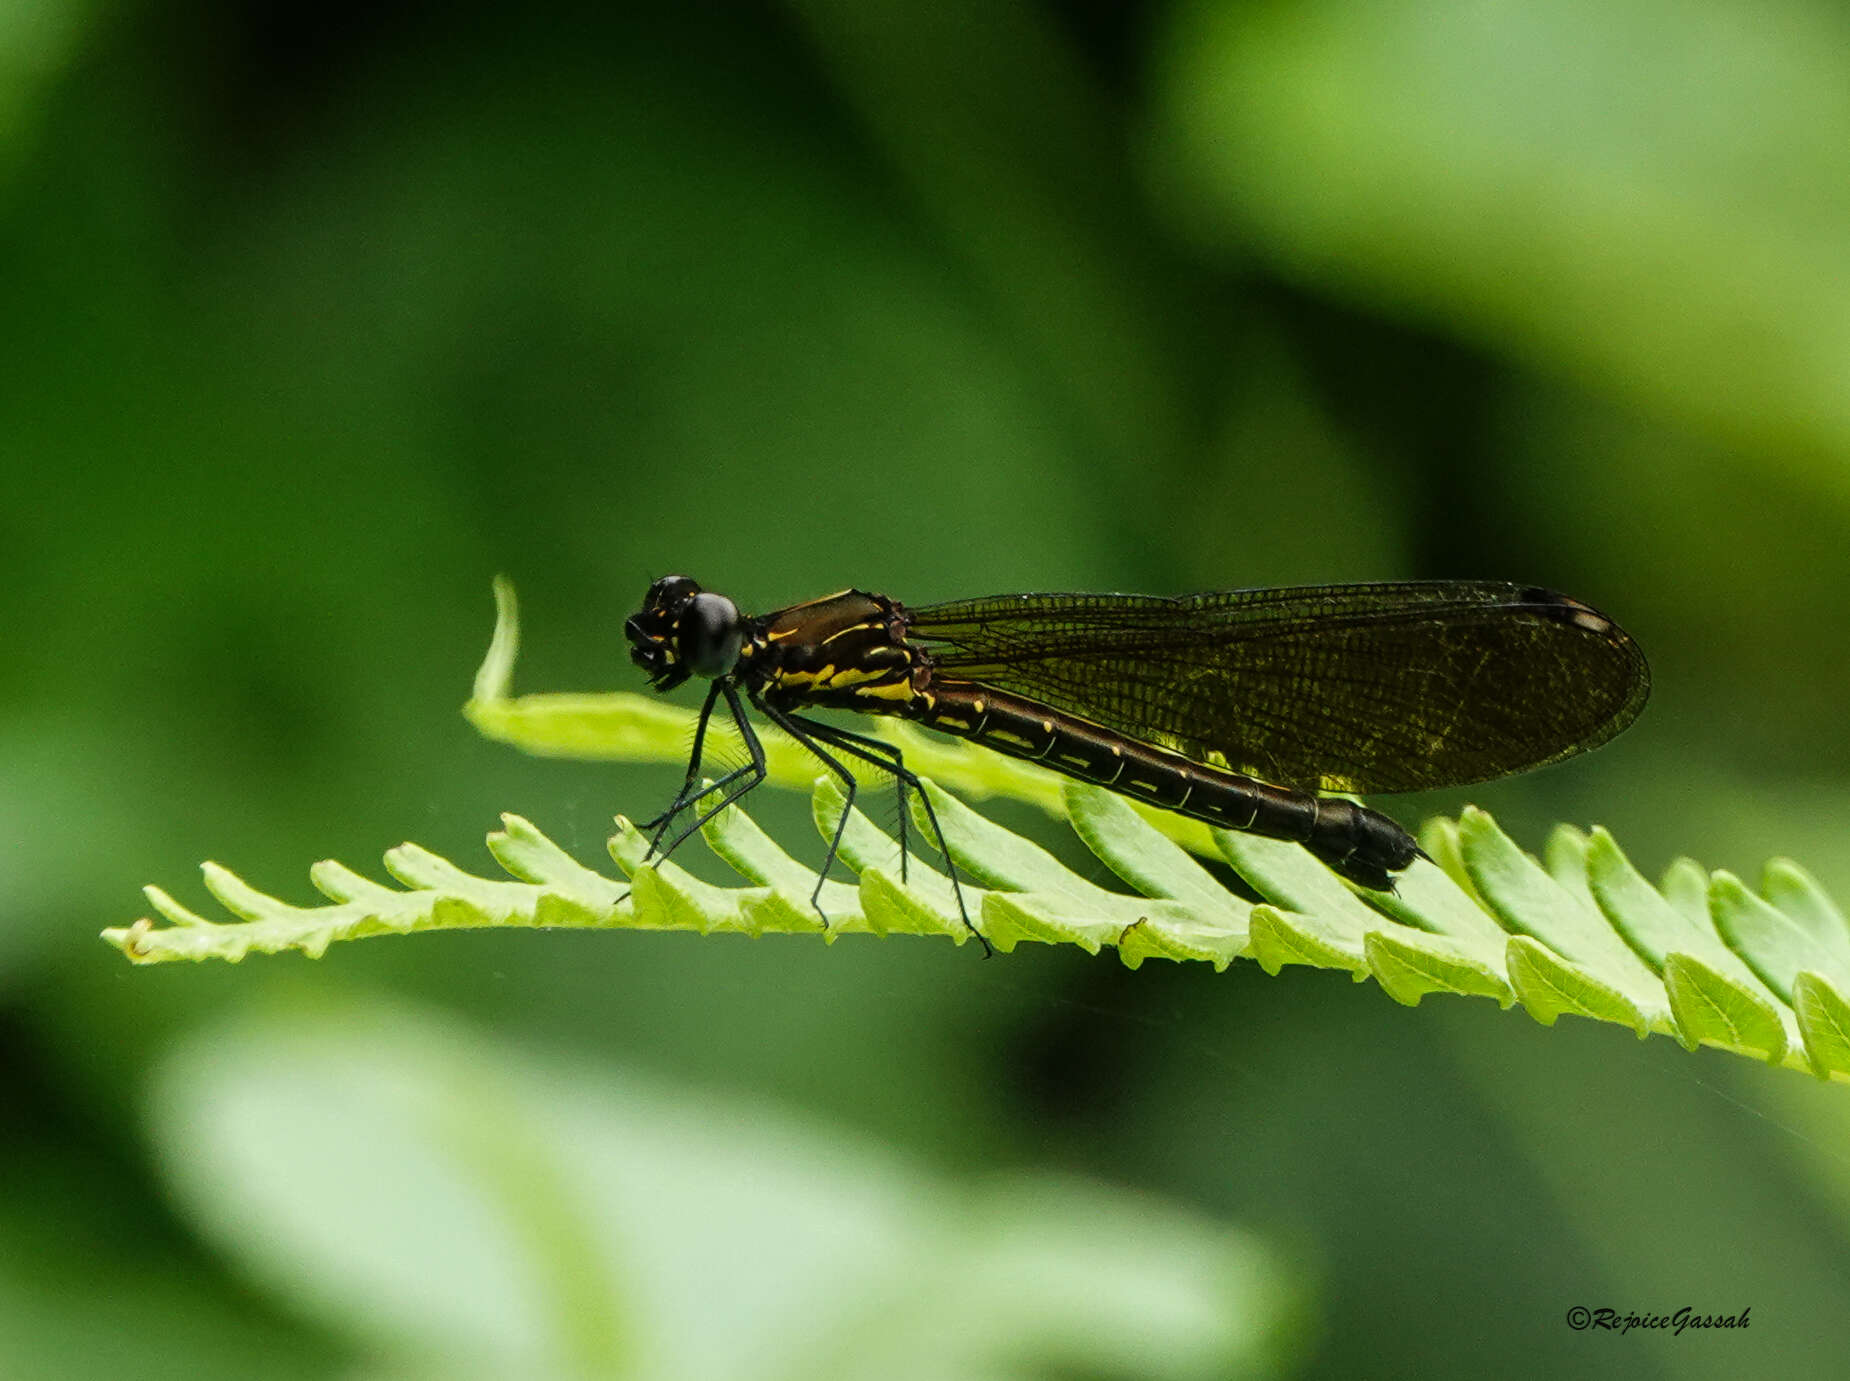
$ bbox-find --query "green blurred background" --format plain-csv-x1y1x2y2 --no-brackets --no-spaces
8,0,1850,1376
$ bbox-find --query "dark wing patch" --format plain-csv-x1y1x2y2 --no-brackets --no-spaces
905,582,1648,794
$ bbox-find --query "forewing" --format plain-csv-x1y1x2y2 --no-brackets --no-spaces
905,582,1649,794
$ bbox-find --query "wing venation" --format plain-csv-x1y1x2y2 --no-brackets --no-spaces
903,581,1648,794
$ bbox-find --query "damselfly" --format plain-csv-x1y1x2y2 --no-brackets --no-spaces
624,578,1648,949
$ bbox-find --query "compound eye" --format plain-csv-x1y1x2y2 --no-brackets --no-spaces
647,574,700,610
678,592,743,678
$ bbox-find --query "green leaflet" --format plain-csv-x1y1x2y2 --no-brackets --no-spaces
100,579,1850,1085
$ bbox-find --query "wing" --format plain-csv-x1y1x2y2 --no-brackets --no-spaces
903,581,1649,794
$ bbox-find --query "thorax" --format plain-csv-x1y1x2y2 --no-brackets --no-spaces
739,588,923,711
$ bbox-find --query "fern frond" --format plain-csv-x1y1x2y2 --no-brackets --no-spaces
101,578,1850,1085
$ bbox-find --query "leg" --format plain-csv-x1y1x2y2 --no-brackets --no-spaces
781,715,912,880
775,711,987,956
648,685,768,862
641,681,724,834
756,701,860,933
643,681,763,853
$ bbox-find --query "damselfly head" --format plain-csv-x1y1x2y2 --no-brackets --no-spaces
626,575,743,688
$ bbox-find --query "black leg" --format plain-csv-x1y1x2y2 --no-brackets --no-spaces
643,756,764,856
642,682,764,854
774,710,988,956
641,681,725,835
782,715,912,879
757,701,859,932
648,685,767,862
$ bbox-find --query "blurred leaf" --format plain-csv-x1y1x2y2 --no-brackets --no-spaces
0,0,88,182
1152,0,1850,484
784,0,1190,474
149,997,1299,1380
0,1191,339,1381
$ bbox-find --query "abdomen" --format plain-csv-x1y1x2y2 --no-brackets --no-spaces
908,681,1420,889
